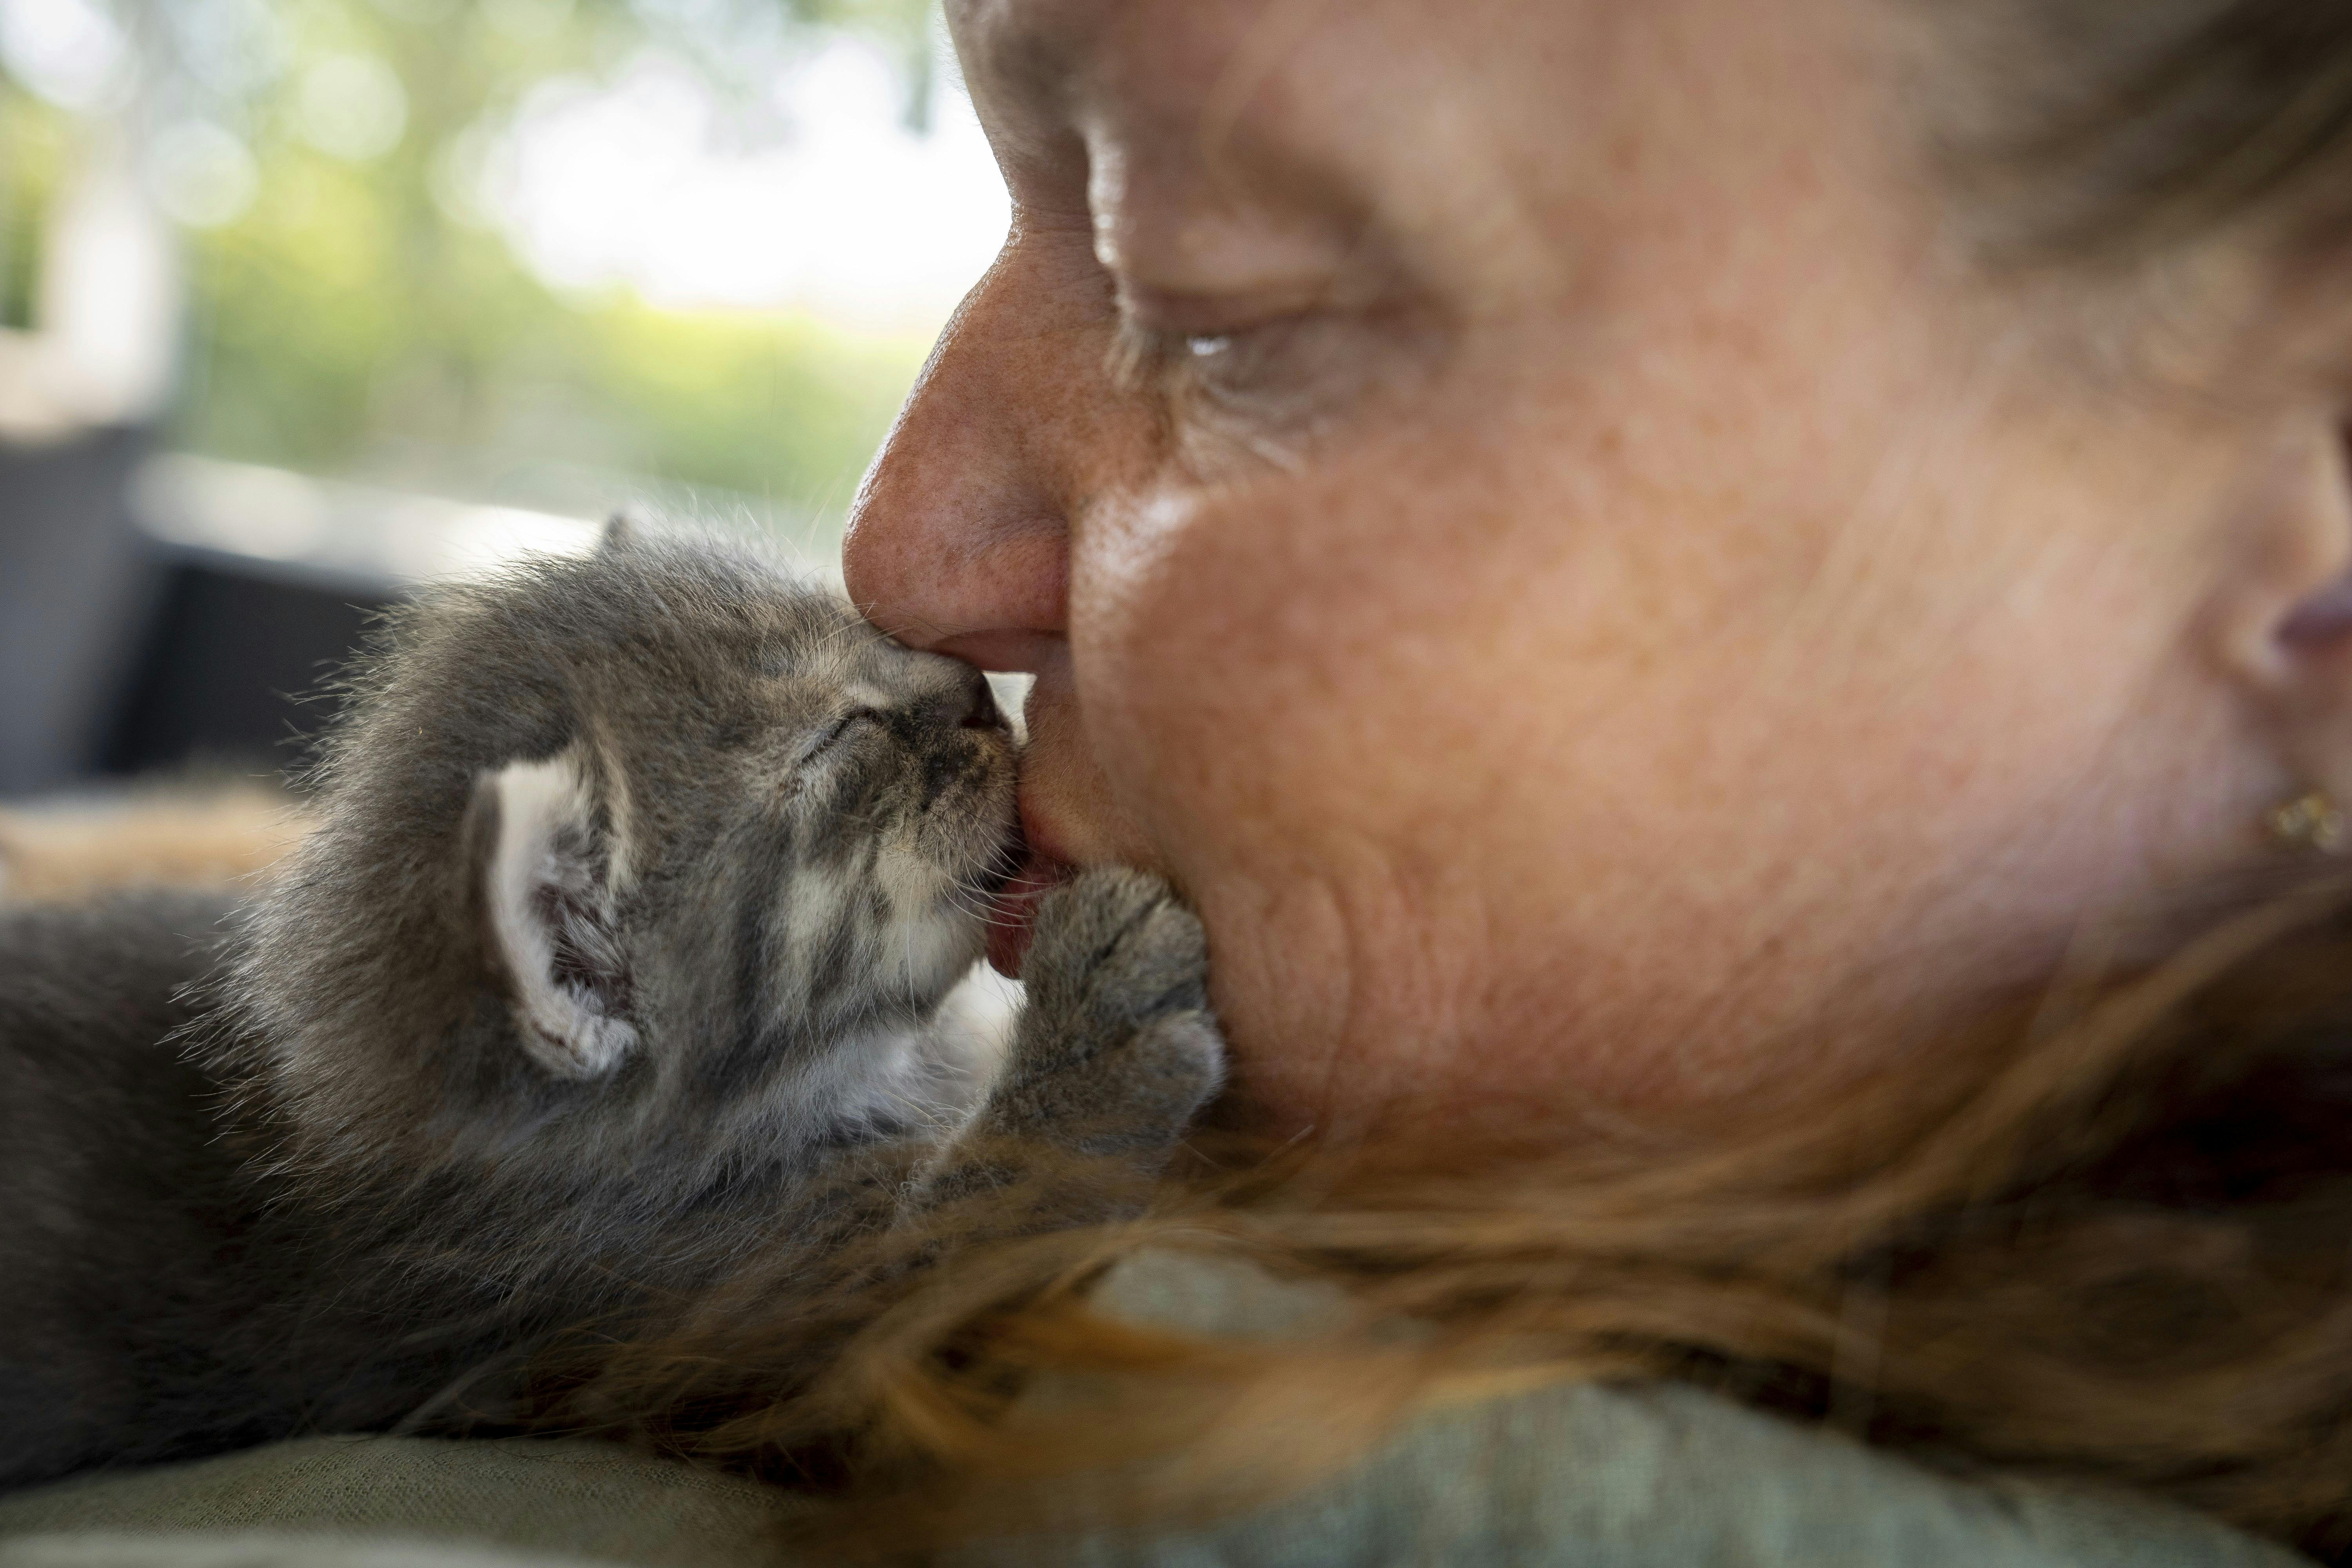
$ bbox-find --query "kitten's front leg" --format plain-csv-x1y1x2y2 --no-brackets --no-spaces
527,875,1223,1431
981,867,1226,1155
910,868,1225,1208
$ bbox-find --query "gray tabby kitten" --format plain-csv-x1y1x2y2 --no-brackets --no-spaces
0,527,1223,1492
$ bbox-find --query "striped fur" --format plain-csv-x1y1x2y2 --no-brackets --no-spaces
1,529,1214,1489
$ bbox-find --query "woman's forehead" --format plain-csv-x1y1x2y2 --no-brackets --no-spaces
950,0,1443,136
949,0,1548,221
946,0,1675,306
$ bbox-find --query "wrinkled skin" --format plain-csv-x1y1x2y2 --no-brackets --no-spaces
846,0,2352,1156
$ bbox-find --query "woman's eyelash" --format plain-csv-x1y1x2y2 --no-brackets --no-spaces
1105,296,1436,453
1105,316,1304,408
1107,319,1219,396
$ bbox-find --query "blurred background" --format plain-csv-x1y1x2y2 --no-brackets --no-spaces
0,0,1008,805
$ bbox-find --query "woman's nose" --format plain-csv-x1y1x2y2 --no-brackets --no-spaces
843,238,1133,674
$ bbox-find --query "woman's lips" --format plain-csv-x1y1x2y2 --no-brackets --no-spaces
985,845,1074,977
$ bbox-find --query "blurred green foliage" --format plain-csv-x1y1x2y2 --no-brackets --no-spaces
0,88,62,330
177,151,931,514
2,0,951,531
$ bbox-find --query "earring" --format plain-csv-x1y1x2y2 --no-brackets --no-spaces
2266,791,2348,855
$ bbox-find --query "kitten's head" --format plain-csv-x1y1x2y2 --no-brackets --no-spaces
235,524,1018,1174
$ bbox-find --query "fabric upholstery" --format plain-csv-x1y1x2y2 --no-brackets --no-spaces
0,1252,2316,1568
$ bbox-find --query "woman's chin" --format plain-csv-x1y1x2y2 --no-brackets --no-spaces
987,849,1076,977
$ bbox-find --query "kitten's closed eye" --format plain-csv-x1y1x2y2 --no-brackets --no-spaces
800,709,882,767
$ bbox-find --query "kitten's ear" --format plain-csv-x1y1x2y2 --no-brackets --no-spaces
467,750,638,1080
599,513,638,555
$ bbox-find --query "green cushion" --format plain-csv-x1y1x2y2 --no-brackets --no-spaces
0,1529,619,1568
0,1253,2318,1567
0,1436,800,1568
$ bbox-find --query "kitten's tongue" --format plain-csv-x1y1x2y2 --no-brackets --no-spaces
987,848,1074,978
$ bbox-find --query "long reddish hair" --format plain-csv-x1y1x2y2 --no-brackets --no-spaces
511,866,2352,1559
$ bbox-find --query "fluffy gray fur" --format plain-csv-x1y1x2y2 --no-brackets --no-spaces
0,527,1223,1492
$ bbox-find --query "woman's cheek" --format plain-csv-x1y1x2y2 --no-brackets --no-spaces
1071,475,1416,869
1062,463,1526,1129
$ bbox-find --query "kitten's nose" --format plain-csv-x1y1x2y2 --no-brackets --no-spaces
932,664,1002,733
958,667,1003,730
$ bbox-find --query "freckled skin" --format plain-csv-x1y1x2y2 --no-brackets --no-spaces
847,0,2352,1157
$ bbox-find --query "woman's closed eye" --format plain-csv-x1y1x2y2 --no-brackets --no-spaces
1106,297,1445,462
1111,310,1345,424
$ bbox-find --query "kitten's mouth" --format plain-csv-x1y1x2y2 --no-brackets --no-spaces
985,827,1074,979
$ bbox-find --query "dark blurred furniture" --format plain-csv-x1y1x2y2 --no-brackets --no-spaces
3,442,477,796
2,446,602,799
97,558,392,780
0,427,165,793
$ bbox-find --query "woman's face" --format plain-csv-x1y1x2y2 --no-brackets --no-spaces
845,0,2342,1151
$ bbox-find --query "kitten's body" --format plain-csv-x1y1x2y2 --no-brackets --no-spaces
0,892,262,1481
0,530,1221,1491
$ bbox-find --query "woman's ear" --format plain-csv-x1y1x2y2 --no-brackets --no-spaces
2202,414,2352,791
465,748,639,1080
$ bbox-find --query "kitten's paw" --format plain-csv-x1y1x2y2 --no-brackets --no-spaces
1115,1009,1226,1138
992,868,1224,1152
1020,867,1208,1037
